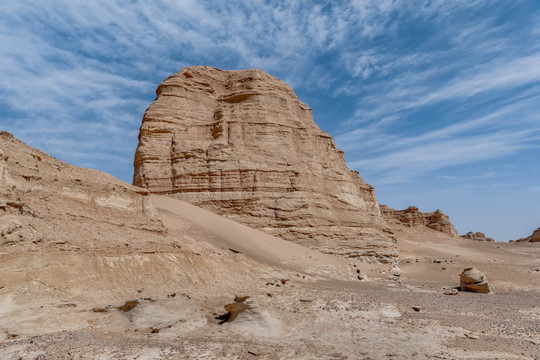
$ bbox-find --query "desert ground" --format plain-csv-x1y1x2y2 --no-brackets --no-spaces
1,195,539,360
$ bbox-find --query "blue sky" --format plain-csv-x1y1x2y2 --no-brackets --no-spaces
1,1,539,241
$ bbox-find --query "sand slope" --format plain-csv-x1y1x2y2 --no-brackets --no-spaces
152,194,358,279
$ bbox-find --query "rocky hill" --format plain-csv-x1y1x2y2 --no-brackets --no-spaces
379,205,458,237
515,226,540,243
460,231,494,242
0,131,164,251
133,66,396,263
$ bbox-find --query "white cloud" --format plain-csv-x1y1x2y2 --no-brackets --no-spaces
0,0,538,189
349,129,539,184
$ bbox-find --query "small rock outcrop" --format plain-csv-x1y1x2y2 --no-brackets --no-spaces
460,232,494,242
133,66,396,263
515,227,540,243
459,267,491,293
214,294,281,337
380,205,458,237
0,131,164,250
215,294,252,324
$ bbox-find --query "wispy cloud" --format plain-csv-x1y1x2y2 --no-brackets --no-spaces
0,0,539,189
338,89,540,183
349,128,539,184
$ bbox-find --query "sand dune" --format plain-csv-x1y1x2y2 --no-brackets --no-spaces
152,195,358,280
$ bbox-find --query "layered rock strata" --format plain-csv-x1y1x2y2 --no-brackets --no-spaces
0,131,164,250
133,66,396,263
380,205,458,237
460,231,494,242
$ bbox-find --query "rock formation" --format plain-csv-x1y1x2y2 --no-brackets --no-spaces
0,131,164,250
133,66,396,263
459,267,491,293
460,231,494,242
379,205,458,237
515,227,540,243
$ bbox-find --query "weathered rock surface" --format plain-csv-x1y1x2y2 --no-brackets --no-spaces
515,227,540,243
460,231,494,242
460,267,491,293
380,205,458,237
133,66,396,263
0,131,164,250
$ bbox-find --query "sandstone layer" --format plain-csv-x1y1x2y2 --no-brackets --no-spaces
460,231,494,242
380,205,458,237
133,66,396,263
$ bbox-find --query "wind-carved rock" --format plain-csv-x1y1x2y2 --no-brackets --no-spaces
133,66,396,263
380,205,458,237
459,267,491,293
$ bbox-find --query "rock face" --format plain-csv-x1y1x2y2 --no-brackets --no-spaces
380,205,458,237
515,227,540,243
0,131,164,250
133,66,396,263
459,267,491,293
460,231,494,242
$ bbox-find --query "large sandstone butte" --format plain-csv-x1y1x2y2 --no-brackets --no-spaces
133,66,396,263
379,205,458,237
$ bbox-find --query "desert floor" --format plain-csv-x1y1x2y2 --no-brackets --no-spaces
1,196,539,359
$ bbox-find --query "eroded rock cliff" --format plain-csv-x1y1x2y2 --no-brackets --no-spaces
133,66,396,263
380,205,458,237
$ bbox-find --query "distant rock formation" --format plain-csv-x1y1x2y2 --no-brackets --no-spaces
379,205,458,237
515,227,540,243
0,131,164,250
460,231,494,242
133,66,396,263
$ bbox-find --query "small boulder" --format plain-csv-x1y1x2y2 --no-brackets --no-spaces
459,267,491,293
444,289,459,295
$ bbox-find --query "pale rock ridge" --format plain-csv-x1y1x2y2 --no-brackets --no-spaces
460,231,494,242
0,131,164,249
379,205,458,237
515,227,540,243
133,66,396,263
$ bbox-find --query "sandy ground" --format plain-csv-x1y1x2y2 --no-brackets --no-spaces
1,196,539,359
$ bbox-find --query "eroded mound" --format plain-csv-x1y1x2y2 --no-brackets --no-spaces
0,131,164,251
